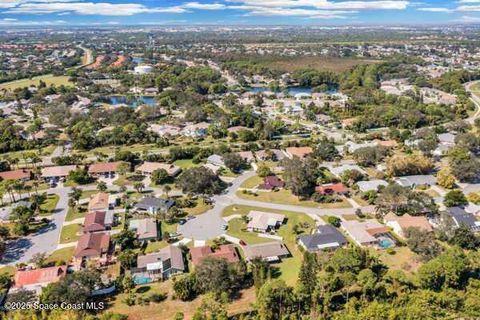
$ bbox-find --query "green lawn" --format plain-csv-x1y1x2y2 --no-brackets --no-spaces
240,175,264,189
80,190,98,199
65,206,86,222
173,159,197,170
223,204,315,286
39,194,59,216
47,247,75,265
59,224,82,244
236,189,320,208
0,74,73,91
161,220,178,235
183,199,212,216
145,241,169,254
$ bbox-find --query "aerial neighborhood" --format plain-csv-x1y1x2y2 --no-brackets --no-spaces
0,23,479,320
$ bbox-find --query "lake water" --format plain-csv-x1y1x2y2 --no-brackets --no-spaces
132,57,144,64
108,95,156,107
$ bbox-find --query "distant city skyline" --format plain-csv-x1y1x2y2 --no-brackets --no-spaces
0,0,478,26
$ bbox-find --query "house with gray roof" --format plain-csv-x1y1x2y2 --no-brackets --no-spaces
243,242,290,262
297,225,347,252
134,197,175,215
356,180,389,193
446,207,480,232
131,245,185,283
395,175,436,188
129,218,158,241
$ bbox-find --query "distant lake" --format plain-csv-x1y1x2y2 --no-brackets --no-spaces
247,86,337,95
107,95,156,107
132,57,144,64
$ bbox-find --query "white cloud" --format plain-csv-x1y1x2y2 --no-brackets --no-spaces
182,2,226,10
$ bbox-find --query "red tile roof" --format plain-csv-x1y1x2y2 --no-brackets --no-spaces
190,245,239,266
315,183,350,195
0,169,30,181
14,266,67,289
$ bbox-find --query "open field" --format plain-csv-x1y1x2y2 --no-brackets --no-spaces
0,74,73,91
105,281,256,320
256,56,381,73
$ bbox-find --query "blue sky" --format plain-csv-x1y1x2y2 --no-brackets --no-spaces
0,0,478,26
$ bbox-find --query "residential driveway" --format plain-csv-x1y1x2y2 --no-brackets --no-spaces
1,187,71,265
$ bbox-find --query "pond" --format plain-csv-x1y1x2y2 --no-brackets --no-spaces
107,95,156,107
132,57,144,64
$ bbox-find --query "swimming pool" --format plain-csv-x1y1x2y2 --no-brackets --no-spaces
133,275,153,285
378,238,395,249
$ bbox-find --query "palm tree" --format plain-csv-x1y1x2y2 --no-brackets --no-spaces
97,181,108,192
5,180,16,203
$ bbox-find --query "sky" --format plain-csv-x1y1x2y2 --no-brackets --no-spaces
0,0,479,26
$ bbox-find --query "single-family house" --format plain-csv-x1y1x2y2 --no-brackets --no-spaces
12,266,67,294
132,246,185,282
41,165,76,182
356,180,389,193
258,176,285,190
384,213,433,238
74,232,111,263
297,225,348,252
129,218,158,241
238,151,255,163
136,162,181,177
0,169,31,182
246,211,286,233
315,183,350,196
243,242,290,262
395,175,437,188
285,147,312,159
134,197,175,215
446,207,480,232
88,162,122,178
182,122,209,138
207,154,225,167
190,245,240,266
83,211,112,233
329,164,366,178
341,220,392,247
87,192,110,212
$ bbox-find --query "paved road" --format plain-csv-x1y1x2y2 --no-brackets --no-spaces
1,187,70,266
178,171,375,241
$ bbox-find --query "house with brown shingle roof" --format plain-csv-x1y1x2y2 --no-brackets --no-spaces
87,192,110,212
190,245,240,266
285,147,312,159
83,211,108,233
136,162,181,177
129,218,158,241
243,242,290,262
88,162,123,177
384,213,433,239
74,232,111,263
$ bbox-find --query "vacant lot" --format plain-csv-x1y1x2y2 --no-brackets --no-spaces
258,56,380,73
0,74,73,91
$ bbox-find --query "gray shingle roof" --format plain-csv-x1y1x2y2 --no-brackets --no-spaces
298,225,347,252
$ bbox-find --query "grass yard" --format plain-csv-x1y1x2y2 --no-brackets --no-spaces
0,74,73,91
370,246,421,275
183,199,213,216
240,175,264,189
39,194,59,216
223,204,315,286
236,189,321,208
0,266,16,277
80,190,98,199
161,220,178,235
59,224,82,244
47,247,75,265
145,240,169,254
65,206,86,222
173,159,197,170
104,281,256,320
